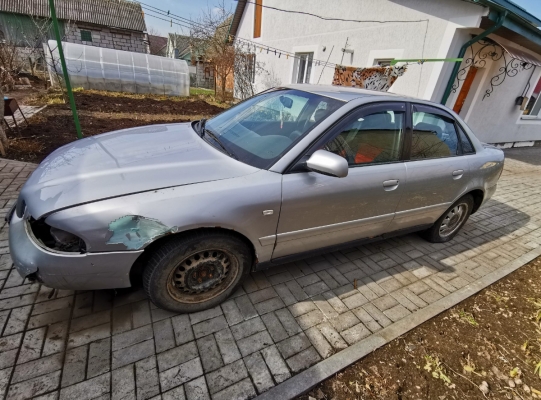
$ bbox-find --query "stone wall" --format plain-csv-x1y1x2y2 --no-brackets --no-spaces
65,22,148,53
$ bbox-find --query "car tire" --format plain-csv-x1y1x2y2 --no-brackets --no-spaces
143,231,252,313
422,194,474,243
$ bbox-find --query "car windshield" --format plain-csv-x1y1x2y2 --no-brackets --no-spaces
203,89,344,169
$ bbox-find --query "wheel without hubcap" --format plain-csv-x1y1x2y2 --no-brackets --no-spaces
422,194,474,243
143,231,251,313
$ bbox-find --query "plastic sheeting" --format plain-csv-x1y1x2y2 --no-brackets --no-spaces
45,40,190,96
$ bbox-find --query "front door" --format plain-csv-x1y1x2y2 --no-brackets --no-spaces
453,67,478,115
273,102,407,260
390,104,471,231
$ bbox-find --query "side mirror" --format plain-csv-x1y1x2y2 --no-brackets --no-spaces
306,150,348,178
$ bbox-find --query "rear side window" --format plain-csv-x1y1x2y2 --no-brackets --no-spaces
457,125,475,154
411,107,459,160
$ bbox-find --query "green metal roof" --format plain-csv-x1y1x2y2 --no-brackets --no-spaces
474,0,541,28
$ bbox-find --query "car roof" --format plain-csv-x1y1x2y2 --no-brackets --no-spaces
283,83,411,102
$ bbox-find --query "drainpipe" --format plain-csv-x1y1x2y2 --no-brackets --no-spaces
440,11,508,105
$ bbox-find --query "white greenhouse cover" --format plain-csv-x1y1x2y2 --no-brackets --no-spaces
45,40,190,96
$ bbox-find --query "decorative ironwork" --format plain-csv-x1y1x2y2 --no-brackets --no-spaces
451,38,535,101
483,56,534,100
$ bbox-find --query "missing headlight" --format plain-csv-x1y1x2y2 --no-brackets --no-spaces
29,219,87,253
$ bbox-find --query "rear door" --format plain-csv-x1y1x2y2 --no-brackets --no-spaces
390,103,471,231
273,102,408,260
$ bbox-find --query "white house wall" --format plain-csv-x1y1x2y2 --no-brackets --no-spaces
444,33,541,144
236,0,485,99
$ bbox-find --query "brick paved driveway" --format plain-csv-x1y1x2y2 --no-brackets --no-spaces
0,149,540,400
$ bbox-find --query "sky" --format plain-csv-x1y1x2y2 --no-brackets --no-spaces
144,0,541,37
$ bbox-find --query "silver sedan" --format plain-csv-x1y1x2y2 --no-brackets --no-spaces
8,84,504,312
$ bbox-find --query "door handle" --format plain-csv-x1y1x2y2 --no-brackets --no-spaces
452,169,464,179
383,179,399,191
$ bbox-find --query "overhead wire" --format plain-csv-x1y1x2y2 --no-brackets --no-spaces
139,0,429,71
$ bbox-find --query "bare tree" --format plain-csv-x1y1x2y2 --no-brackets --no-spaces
190,2,263,100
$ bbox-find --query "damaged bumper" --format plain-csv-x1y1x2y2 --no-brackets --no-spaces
8,213,142,290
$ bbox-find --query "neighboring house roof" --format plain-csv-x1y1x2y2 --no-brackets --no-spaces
0,0,147,32
148,34,167,55
167,33,191,58
229,0,246,39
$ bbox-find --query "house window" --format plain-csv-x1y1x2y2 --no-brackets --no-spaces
81,30,92,42
254,0,262,38
374,59,394,67
293,53,313,84
523,77,541,117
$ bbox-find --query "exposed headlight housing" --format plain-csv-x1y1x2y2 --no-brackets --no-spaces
29,218,87,253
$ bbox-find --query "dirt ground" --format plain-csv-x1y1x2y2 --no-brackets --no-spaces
300,257,541,400
4,86,227,163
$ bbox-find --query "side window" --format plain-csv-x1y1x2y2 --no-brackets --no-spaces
324,108,405,166
411,108,459,160
457,125,475,154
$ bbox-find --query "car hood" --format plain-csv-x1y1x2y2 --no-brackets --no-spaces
20,122,259,218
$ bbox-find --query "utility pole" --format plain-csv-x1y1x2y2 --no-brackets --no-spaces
48,0,82,139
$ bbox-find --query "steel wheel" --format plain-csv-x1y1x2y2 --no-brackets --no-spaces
439,203,469,237
166,248,239,304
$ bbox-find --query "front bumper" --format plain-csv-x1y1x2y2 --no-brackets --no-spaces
8,213,143,290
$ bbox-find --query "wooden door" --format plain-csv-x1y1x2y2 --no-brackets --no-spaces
453,67,478,114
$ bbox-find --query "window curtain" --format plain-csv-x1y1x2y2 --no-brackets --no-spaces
332,65,407,92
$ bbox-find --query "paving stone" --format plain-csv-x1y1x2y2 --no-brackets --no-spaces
62,346,87,387
112,364,135,400
189,305,223,325
160,357,203,392
296,273,321,288
88,338,111,378
136,356,160,400
220,299,244,325
419,289,444,303
234,295,258,320
317,322,348,350
192,315,228,339
153,318,175,353
284,280,309,301
18,327,46,364
12,353,63,383
157,341,199,372
212,377,256,400
67,322,110,349
277,332,311,359
28,308,71,329
237,330,273,357
273,283,297,306
296,309,325,330
4,305,32,335
253,297,285,315
248,287,277,304
215,328,242,364
303,281,330,297
286,346,321,373
162,385,186,400
59,372,110,400
362,303,392,328
341,323,371,345
274,308,302,336
351,307,382,333
7,370,61,399
342,291,369,310
261,345,290,383
288,301,317,317
43,321,69,356
261,312,288,342
244,352,274,393
312,295,339,319
184,376,210,400
197,333,224,372
230,317,266,340
304,326,333,358
206,359,248,394
112,339,155,370
171,314,194,345
329,311,360,332
112,325,153,351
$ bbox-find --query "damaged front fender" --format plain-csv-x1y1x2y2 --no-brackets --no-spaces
106,215,178,250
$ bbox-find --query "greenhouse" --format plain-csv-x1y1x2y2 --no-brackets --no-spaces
45,40,190,96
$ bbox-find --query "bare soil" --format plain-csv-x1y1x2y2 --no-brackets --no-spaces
4,86,227,163
300,257,541,400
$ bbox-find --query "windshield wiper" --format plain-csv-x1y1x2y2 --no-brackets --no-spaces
197,119,207,137
203,128,238,160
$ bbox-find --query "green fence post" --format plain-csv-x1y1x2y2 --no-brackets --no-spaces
48,0,82,139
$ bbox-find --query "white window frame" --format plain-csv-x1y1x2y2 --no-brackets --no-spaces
373,58,394,67
366,49,404,68
289,45,318,84
292,52,314,84
519,68,541,123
